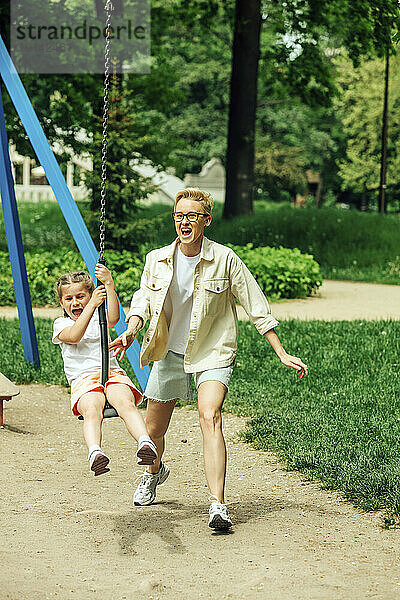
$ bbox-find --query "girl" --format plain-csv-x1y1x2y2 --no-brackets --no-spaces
52,263,157,476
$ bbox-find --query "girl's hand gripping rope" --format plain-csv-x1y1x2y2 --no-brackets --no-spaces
88,285,107,309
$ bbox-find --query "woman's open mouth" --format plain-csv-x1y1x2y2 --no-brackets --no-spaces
180,227,192,239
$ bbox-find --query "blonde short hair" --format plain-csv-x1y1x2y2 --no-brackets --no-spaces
175,189,214,215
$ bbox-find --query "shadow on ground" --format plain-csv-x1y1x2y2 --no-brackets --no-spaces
110,494,341,554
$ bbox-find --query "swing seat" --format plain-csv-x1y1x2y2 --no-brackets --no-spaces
78,401,119,420
103,401,119,419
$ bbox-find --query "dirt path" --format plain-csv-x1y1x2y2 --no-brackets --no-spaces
269,279,400,321
2,280,400,599
1,280,400,322
1,385,399,600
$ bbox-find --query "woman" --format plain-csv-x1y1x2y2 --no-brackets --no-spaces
109,189,308,530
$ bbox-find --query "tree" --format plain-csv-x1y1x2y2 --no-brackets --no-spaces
223,0,262,218
224,0,400,216
255,101,339,203
4,0,400,224
378,48,390,213
335,52,400,206
84,77,156,251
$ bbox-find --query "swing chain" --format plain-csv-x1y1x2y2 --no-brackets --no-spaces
99,0,113,261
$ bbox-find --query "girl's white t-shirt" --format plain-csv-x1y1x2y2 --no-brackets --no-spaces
164,245,201,354
52,310,120,386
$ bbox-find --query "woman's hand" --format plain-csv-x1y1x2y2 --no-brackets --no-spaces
280,352,308,380
109,329,136,361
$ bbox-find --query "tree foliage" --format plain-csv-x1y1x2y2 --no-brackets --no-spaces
335,52,400,195
2,0,400,222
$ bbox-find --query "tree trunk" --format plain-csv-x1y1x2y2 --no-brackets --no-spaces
223,0,261,219
314,176,323,208
378,48,389,215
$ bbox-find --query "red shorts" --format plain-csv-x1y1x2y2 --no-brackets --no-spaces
70,369,142,416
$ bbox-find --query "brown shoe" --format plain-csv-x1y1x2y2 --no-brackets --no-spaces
136,441,157,466
89,450,110,476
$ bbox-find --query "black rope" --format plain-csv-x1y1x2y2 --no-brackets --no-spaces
99,1,118,419
79,1,117,420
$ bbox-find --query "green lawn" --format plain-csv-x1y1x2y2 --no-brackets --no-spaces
2,317,400,526
0,201,78,252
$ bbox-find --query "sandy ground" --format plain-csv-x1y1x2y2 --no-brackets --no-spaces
1,385,400,600
2,280,400,599
1,280,400,322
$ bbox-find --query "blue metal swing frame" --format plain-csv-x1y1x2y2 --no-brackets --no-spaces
0,35,149,389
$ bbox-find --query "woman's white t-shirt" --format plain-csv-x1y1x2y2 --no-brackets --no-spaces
52,310,120,386
163,246,201,354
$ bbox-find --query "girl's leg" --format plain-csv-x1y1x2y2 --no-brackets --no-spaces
77,391,105,449
197,380,228,503
145,399,177,474
106,384,149,440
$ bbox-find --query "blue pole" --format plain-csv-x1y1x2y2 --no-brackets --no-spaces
0,35,149,389
0,84,40,367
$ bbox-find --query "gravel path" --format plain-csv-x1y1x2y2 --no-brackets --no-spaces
2,280,400,599
1,280,400,322
1,385,399,600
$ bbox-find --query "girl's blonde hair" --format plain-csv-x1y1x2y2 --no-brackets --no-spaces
56,271,95,316
175,189,214,215
56,271,95,299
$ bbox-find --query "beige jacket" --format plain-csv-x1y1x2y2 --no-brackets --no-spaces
125,237,279,372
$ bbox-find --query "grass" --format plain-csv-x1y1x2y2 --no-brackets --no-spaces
0,201,78,252
2,200,399,285
229,319,400,526
0,317,143,389
2,317,400,525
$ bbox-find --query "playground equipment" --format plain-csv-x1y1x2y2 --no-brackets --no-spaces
0,372,19,428
0,12,150,424
88,0,118,419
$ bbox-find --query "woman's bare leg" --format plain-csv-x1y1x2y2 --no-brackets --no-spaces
145,399,177,474
197,381,228,503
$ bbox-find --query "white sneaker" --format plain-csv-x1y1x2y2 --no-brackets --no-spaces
208,497,232,530
133,462,170,506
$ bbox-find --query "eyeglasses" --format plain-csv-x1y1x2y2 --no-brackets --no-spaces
172,211,208,223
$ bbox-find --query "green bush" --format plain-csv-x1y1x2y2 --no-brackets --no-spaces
0,242,321,306
228,244,322,299
209,202,400,284
0,248,146,306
